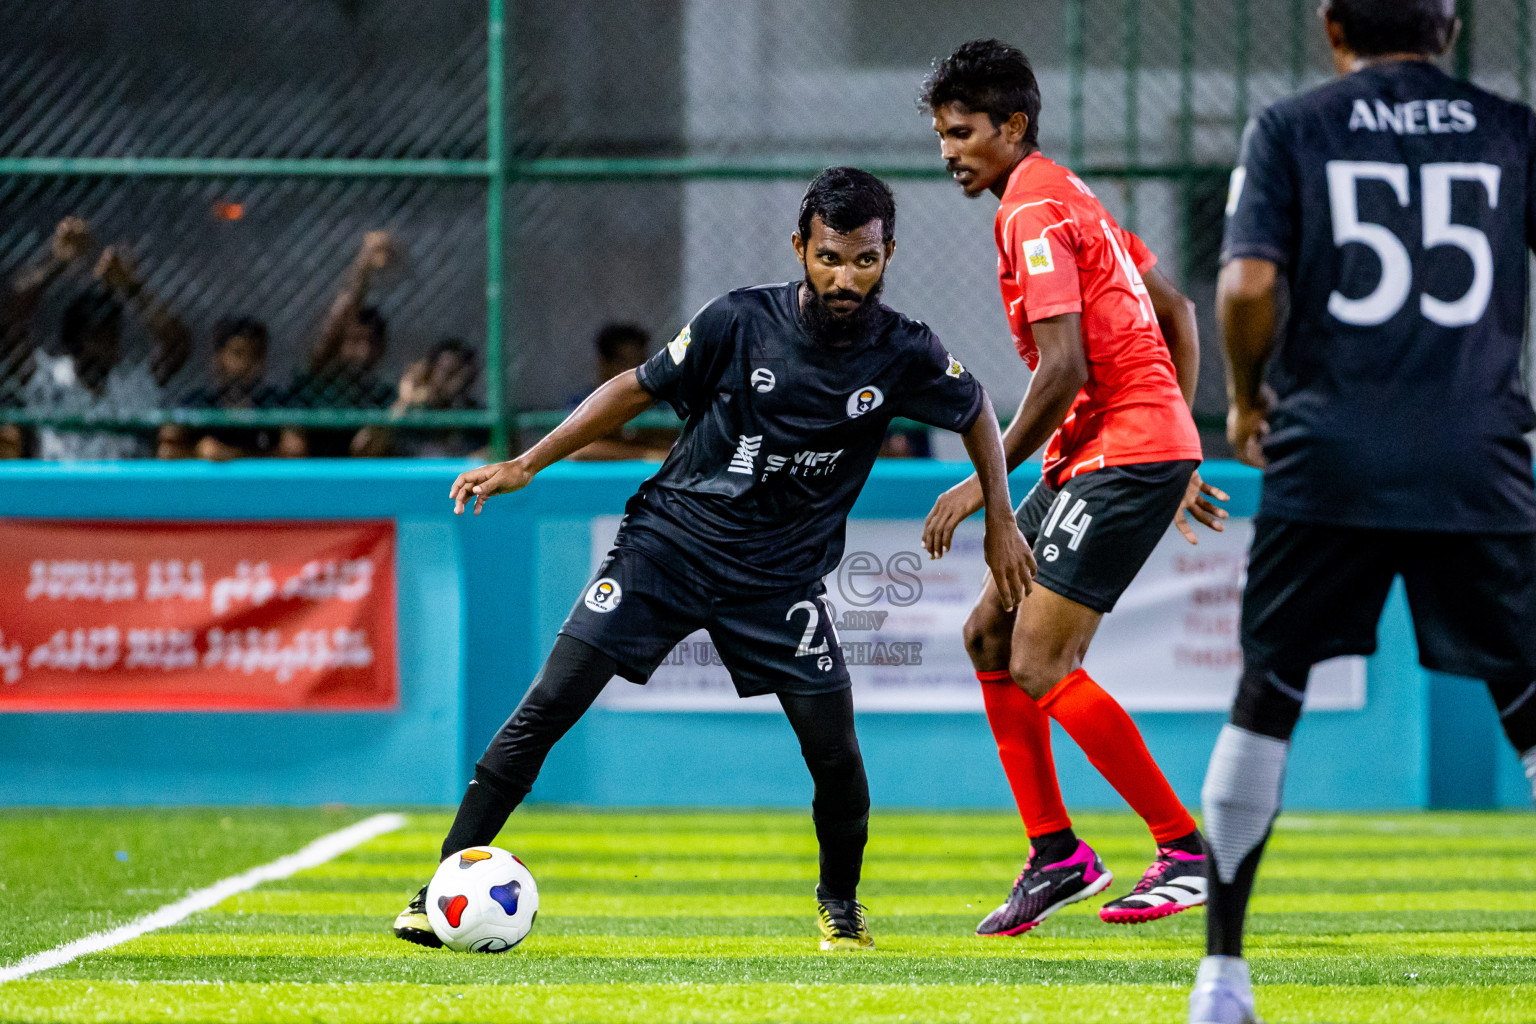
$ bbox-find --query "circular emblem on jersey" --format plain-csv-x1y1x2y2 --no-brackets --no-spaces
817,654,834,672
1041,543,1060,563
751,368,776,393
846,385,884,418
584,578,622,613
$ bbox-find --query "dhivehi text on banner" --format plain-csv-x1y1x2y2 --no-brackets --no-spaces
589,515,1364,713
0,520,397,711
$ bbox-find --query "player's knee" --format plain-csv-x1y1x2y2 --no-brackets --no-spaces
962,607,1010,668
1230,663,1307,741
1008,650,1072,699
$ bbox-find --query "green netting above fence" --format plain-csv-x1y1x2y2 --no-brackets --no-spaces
1,0,1531,459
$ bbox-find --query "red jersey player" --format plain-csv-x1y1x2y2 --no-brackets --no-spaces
920,39,1230,936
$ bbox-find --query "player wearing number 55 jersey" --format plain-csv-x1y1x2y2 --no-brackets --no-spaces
1193,2,1536,1022
920,40,1230,939
390,167,1034,954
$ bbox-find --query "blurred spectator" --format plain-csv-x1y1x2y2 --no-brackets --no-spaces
281,231,399,457
569,322,678,461
22,238,191,461
158,317,285,461
0,218,98,457
351,337,489,458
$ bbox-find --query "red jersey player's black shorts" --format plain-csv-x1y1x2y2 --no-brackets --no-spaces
558,543,851,698
1240,518,1536,682
1014,460,1198,614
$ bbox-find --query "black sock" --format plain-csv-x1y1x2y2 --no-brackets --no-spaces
440,766,520,861
779,689,870,903
1208,828,1270,957
1162,828,1205,856
813,812,868,902
440,634,616,863
1029,826,1078,866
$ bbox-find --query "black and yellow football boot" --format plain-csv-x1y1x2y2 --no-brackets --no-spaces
816,896,874,951
392,884,442,948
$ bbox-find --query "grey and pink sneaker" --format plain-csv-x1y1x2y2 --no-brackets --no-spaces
975,840,1114,936
1099,847,1208,924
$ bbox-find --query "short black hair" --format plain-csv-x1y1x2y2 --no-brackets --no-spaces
212,315,269,360
797,166,896,245
1324,0,1456,56
593,323,650,361
60,284,122,357
921,39,1042,149
426,336,476,366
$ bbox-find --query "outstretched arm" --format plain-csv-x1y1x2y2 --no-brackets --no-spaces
95,246,193,386
921,312,1086,556
310,231,396,373
450,369,657,514
1217,257,1279,468
954,398,1036,610
1144,265,1229,543
4,217,92,358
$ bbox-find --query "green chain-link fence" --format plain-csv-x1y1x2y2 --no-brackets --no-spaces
2,0,1531,459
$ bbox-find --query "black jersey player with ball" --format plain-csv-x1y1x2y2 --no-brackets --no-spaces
393,167,1034,952
1191,1,1536,1021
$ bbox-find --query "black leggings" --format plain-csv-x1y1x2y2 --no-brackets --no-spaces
442,634,870,899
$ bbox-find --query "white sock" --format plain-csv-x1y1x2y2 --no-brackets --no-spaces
1195,955,1251,990
1522,747,1536,803
1202,725,1289,884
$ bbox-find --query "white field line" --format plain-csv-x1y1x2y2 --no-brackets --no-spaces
0,811,406,983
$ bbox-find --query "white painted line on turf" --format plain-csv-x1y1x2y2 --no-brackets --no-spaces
0,811,406,984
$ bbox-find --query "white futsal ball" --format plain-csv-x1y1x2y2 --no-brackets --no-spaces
425,846,539,952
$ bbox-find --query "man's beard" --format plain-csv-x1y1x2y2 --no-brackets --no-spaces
798,274,885,347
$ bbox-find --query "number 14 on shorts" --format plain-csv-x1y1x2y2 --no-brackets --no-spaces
1041,488,1093,560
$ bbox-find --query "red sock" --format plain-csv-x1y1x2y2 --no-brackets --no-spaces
1036,668,1197,844
978,670,1073,838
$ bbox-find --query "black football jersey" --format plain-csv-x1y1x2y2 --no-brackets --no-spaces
1224,60,1536,532
623,282,985,589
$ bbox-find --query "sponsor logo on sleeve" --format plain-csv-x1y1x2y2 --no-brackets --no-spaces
584,578,623,613
667,325,692,364
945,354,965,378
846,385,885,418
1023,237,1055,276
750,368,776,393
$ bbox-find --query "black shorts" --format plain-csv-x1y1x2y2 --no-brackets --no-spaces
558,544,851,697
1015,460,1197,614
1241,518,1536,682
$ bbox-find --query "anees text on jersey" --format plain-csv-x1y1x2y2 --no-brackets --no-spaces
1347,98,1476,135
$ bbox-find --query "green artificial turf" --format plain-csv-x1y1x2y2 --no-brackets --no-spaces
1,809,1532,1023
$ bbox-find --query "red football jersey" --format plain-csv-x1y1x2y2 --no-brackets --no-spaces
996,153,1202,487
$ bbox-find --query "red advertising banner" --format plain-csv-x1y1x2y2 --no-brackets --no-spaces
0,520,397,711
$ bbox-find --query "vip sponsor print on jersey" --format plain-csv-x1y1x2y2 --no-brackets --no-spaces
762,448,845,480
846,385,884,418
750,368,776,393
584,578,622,613
945,355,965,378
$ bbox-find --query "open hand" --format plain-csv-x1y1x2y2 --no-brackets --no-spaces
1174,469,1230,545
983,516,1036,611
93,245,138,293
52,217,93,264
923,476,984,559
360,230,399,270
451,459,533,515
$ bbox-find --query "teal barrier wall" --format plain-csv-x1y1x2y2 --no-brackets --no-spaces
0,460,1526,808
